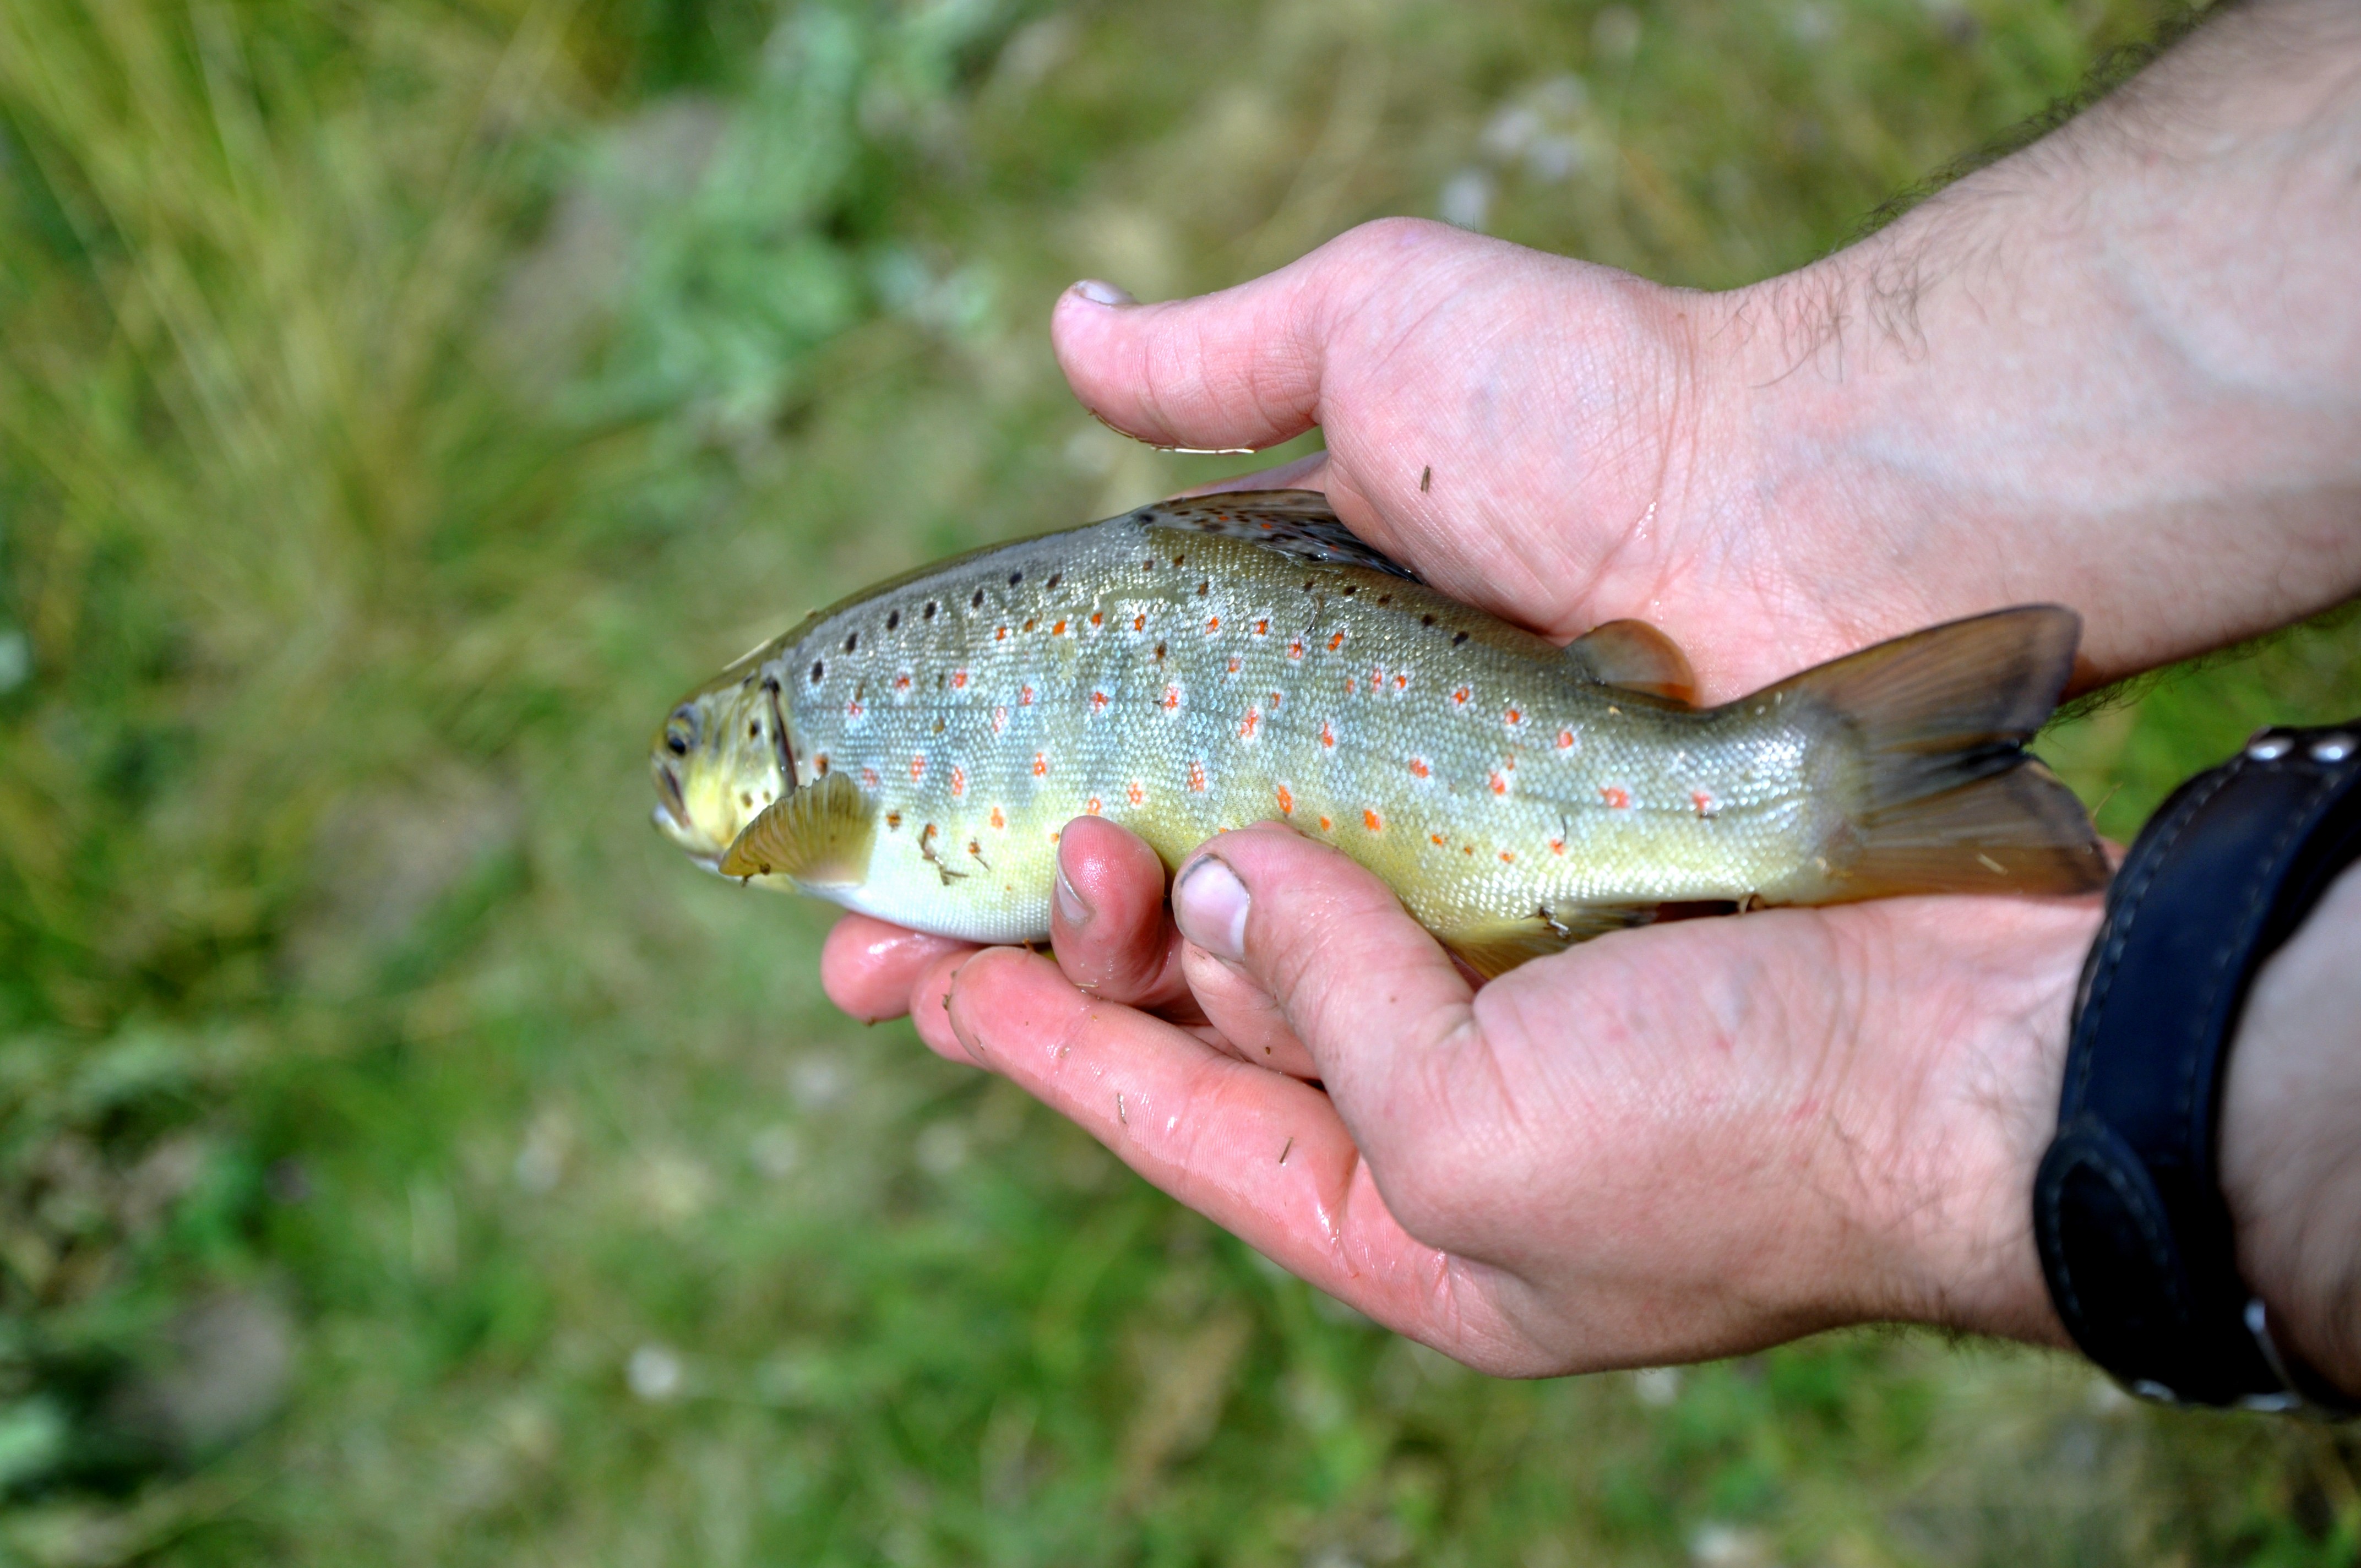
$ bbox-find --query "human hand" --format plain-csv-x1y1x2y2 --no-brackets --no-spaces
1054,0,2361,699
826,817,2099,1371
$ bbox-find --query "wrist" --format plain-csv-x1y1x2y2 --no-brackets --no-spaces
2221,860,2361,1396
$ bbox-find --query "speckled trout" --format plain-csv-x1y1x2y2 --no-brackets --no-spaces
650,491,2106,975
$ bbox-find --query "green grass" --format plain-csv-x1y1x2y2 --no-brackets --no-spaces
4,0,2360,1562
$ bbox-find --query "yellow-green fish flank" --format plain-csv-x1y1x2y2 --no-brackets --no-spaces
651,492,2106,975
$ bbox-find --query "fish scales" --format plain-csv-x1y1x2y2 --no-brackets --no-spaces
652,492,2108,976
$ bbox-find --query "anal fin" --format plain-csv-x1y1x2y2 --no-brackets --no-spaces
721,774,877,887
1442,902,1658,979
1562,620,1698,706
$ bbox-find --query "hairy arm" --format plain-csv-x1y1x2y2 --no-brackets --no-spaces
1731,0,2361,683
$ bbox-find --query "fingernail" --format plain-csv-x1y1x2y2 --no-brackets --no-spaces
1054,853,1091,929
1071,278,1136,307
1172,857,1250,963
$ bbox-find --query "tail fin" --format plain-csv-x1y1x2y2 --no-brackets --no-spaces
1761,606,2109,900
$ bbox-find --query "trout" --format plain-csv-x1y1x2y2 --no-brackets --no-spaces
650,491,2106,975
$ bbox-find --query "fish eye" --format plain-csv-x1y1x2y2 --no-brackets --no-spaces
664,705,699,756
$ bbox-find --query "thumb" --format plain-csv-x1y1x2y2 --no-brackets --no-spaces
1052,265,1328,453
1167,823,1486,1153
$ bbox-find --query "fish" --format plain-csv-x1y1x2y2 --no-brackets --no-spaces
649,490,2107,977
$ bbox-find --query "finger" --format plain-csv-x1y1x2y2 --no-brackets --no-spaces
1178,944,1320,1079
821,914,978,1023
1048,815,1192,1012
1167,824,1490,1158
1053,250,1336,451
942,945,1538,1371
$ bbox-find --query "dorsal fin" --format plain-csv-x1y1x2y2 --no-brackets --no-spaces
720,774,877,886
1127,489,1422,581
1561,619,1698,706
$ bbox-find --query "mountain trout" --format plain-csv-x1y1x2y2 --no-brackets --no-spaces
650,491,2106,975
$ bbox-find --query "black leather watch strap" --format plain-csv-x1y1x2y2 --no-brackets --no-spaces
2035,719,2361,1415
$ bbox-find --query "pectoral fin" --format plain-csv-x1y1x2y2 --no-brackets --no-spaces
1562,620,1698,706
720,774,876,886
1441,902,1658,979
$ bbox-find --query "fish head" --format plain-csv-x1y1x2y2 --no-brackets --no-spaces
649,659,798,869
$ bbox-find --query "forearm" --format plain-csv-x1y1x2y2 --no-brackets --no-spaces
1731,0,2361,684
2221,858,2361,1395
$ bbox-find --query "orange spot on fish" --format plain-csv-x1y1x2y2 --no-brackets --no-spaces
1452,687,1471,706
950,765,965,796
1162,685,1181,711
1254,619,1269,635
1033,753,1048,777
1362,808,1383,832
1392,673,1407,692
1328,631,1345,651
1085,797,1102,815
910,755,927,782
1090,612,1103,627
1228,657,1242,674
1549,837,1564,854
1318,815,1332,832
1499,850,1515,863
1021,685,1035,705
1187,760,1207,793
1275,784,1294,814
989,806,1005,830
1133,613,1146,631
996,626,1008,640
1692,791,1716,818
1287,639,1305,660
1407,758,1430,778
1127,781,1145,807
1269,691,1283,706
1557,729,1574,749
1206,616,1221,634
1504,706,1521,726
1601,786,1630,809
952,669,969,689
1239,708,1260,738
1319,721,1336,749
1053,619,1067,635
1343,675,1356,695
1091,690,1109,713
846,699,864,717
1429,832,1445,846
861,767,879,788
894,673,912,691
992,706,1008,733
1489,772,1509,796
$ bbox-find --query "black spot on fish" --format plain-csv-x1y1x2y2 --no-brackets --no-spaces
815,755,830,775
1198,580,1209,596
1378,594,1392,606
1008,570,1023,586
748,721,760,739
1046,572,1061,590
1453,630,1470,645
1154,641,1167,660
972,589,985,608
845,631,859,653
887,609,900,630
1303,579,1315,591
1172,554,1185,567
1341,584,1357,596
810,660,825,683
886,810,902,830
1421,614,1436,627
924,601,937,619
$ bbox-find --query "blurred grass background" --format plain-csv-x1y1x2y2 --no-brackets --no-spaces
3,0,2359,1562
